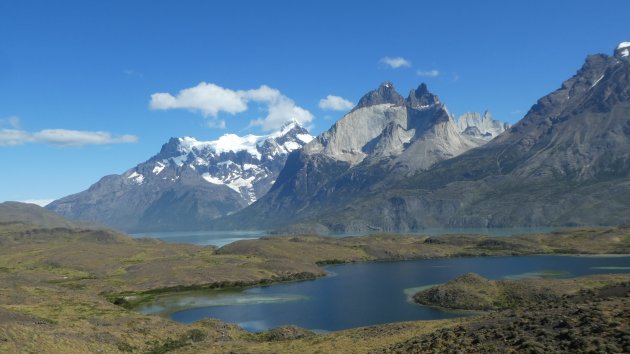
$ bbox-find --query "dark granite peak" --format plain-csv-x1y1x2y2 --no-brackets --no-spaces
353,81,405,111
406,83,440,109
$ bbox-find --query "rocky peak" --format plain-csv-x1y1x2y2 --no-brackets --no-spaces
615,42,630,60
353,81,405,111
153,137,186,161
406,83,440,109
273,120,311,143
456,111,509,141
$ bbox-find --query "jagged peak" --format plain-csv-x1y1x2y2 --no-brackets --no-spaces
353,81,405,111
406,83,440,109
279,118,301,131
456,110,509,141
272,118,309,139
153,123,313,162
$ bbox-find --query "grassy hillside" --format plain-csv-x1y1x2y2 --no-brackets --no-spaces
0,201,77,228
0,222,628,353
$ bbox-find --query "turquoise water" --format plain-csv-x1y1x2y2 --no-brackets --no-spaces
130,230,267,247
131,227,560,247
135,255,630,332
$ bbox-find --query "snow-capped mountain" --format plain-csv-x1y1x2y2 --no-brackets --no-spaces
47,121,313,231
456,111,509,141
146,121,313,204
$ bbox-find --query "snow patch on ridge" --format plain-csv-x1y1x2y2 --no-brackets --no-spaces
297,133,314,143
127,171,145,184
201,173,225,185
152,162,165,175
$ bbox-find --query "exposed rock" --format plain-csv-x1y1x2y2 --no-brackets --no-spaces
353,81,405,111
224,82,504,230
456,111,509,140
263,44,630,232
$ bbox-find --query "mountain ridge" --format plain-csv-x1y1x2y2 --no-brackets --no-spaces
220,82,509,231
302,45,630,231
47,122,313,231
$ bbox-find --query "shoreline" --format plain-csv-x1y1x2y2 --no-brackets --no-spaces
2,223,629,353
128,252,630,324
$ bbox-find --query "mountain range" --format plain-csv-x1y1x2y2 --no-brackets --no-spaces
219,82,508,231
47,43,630,233
228,43,630,232
47,121,313,231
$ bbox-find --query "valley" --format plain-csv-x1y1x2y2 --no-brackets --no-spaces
0,215,628,353
2,6,629,351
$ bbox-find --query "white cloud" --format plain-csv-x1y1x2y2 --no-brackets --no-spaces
150,82,248,117
0,129,31,146
0,127,138,147
416,69,440,77
318,95,354,111
150,82,314,131
380,57,411,69
242,85,282,102
249,95,314,131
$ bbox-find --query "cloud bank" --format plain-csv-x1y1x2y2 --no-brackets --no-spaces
318,95,354,111
0,125,138,147
149,82,314,131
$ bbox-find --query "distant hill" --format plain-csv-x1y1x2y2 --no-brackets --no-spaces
0,201,78,228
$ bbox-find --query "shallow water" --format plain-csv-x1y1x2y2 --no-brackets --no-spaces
129,230,267,247
135,255,630,332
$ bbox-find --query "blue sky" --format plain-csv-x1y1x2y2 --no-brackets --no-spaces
1,0,628,204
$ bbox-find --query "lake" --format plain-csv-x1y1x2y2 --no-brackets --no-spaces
130,230,268,247
134,255,630,332
130,227,559,247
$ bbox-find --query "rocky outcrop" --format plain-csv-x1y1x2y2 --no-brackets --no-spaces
456,111,509,140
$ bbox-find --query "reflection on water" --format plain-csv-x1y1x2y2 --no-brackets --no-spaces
501,270,570,280
136,290,307,316
135,255,630,332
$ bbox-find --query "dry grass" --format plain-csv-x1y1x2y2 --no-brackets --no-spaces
0,223,628,353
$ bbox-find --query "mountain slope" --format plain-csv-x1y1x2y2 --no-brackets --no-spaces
223,82,508,230
308,44,630,231
47,122,313,232
0,201,78,228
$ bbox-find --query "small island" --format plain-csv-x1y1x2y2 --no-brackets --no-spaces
0,206,629,353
